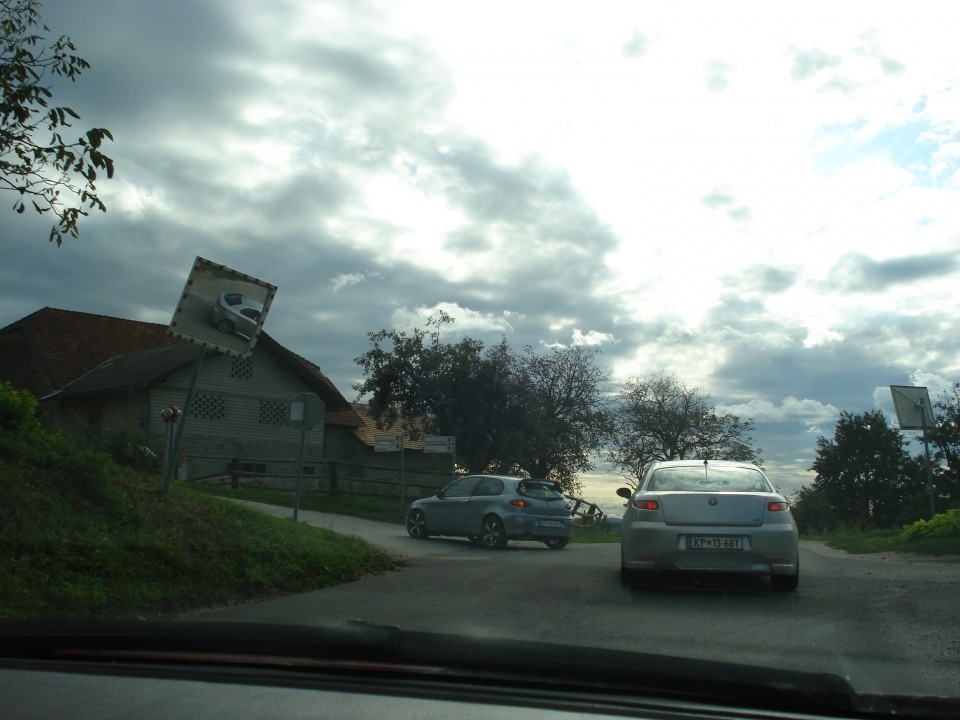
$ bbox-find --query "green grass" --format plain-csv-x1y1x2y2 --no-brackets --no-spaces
802,527,960,556
0,465,402,620
189,482,411,525
190,482,622,543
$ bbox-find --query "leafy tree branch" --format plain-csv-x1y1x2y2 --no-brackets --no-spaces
0,0,114,245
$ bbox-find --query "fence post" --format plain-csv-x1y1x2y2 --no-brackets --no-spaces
229,458,240,490
328,460,339,498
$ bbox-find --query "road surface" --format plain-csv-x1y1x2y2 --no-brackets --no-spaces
187,502,960,696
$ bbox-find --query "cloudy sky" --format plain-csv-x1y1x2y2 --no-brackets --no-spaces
3,0,958,496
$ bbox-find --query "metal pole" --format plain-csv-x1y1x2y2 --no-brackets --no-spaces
162,345,205,498
920,405,936,518
400,434,406,505
294,426,306,522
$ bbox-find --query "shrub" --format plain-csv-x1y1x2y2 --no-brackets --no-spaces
0,382,41,438
901,508,960,541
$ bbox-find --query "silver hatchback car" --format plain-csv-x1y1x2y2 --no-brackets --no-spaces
618,460,799,591
211,292,263,339
406,474,574,549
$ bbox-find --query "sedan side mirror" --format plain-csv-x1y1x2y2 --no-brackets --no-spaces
616,487,633,499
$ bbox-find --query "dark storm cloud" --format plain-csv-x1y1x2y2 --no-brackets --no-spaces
826,251,959,292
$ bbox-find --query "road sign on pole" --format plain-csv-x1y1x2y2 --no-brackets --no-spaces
375,433,403,452
424,435,456,483
890,385,937,519
290,392,324,522
374,434,406,503
423,435,455,453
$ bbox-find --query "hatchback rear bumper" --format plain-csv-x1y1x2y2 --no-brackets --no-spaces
503,514,573,541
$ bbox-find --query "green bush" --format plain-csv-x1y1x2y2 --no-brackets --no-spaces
901,508,960,541
0,381,41,437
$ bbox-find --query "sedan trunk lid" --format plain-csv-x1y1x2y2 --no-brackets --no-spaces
659,492,766,527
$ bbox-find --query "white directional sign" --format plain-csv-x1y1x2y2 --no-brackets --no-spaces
424,435,455,453
375,433,403,452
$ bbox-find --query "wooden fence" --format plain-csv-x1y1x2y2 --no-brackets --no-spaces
188,455,451,500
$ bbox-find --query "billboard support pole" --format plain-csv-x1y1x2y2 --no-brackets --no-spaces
162,345,205,498
890,385,937,519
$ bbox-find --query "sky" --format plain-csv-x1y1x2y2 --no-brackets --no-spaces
2,0,959,498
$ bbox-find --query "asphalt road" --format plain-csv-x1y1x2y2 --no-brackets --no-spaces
188,502,960,697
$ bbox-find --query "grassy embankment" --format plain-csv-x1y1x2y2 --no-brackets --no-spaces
0,385,402,620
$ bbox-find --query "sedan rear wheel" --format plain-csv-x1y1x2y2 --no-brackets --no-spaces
544,538,568,550
480,515,507,549
406,509,429,539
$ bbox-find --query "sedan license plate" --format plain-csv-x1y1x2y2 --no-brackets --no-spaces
685,535,743,550
538,520,564,528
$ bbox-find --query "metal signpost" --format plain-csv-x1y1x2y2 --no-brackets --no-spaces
290,392,324,522
375,433,405,503
424,435,456,484
890,385,937,518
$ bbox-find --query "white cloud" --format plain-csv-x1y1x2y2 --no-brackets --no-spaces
716,397,839,425
329,271,383,294
389,302,518,337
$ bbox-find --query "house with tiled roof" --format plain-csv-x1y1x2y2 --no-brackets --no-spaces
0,308,448,490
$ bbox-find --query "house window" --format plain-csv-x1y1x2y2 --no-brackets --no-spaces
259,399,288,426
191,394,225,420
230,355,254,380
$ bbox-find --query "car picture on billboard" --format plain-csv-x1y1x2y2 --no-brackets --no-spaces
167,256,278,357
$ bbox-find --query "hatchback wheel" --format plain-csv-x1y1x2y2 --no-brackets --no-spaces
217,319,235,333
480,515,507,549
406,509,429,539
544,538,568,550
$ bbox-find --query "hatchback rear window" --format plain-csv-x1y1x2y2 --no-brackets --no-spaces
517,480,565,500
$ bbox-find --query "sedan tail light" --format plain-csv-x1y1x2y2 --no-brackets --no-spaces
767,501,789,512
509,498,534,508
632,499,660,511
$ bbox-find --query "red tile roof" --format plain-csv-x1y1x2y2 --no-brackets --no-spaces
350,403,426,450
1,307,360,426
2,307,179,394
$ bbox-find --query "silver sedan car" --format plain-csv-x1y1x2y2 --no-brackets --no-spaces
618,460,799,591
406,474,574,549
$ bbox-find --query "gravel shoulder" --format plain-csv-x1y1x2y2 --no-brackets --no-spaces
801,539,960,564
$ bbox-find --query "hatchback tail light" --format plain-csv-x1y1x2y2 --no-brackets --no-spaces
510,498,534,508
632,499,659,511
767,501,788,512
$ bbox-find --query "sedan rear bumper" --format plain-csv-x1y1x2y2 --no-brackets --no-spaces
621,520,798,575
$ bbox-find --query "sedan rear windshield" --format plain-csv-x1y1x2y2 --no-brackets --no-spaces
516,480,565,501
647,466,771,492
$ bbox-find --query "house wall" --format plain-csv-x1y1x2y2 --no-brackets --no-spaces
149,347,327,479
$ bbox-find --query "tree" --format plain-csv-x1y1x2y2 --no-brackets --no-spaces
353,313,525,478
927,383,960,507
608,372,762,487
1,0,114,245
807,410,924,529
503,345,612,494
353,315,612,493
